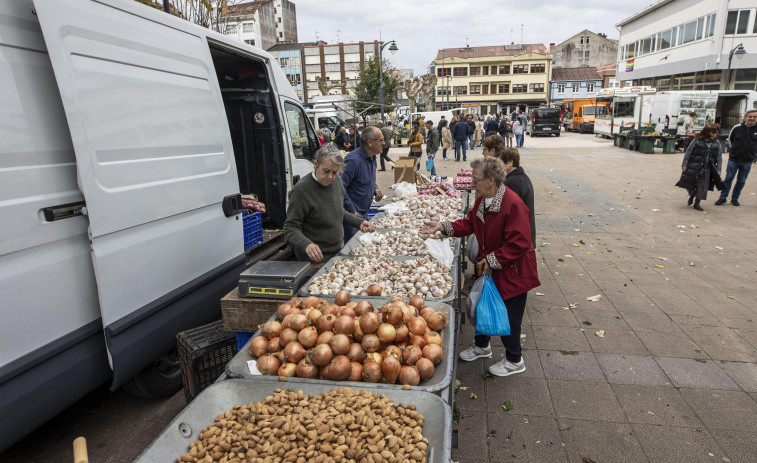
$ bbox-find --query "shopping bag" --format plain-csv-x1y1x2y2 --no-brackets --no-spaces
466,275,485,325
424,238,453,267
474,275,510,336
426,156,435,172
465,235,479,264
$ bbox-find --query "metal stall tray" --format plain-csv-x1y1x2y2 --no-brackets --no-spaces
298,255,459,303
340,228,461,259
135,379,451,463
225,300,455,397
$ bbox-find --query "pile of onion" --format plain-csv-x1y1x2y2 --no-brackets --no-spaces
251,293,448,386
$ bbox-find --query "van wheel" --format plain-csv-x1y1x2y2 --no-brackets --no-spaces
555,132,560,137
123,351,183,399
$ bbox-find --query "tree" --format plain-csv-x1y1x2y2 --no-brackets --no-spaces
353,58,400,122
402,75,437,113
133,0,234,32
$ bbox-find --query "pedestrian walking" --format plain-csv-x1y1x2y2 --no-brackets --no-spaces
483,115,497,137
474,117,483,147
467,115,476,149
517,111,528,147
498,116,511,146
505,118,514,147
513,119,525,148
441,120,453,159
425,121,440,176
676,123,724,211
715,110,757,207
378,120,394,171
453,115,470,161
408,121,424,171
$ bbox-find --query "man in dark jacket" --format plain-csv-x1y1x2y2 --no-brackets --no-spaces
452,116,470,161
716,110,757,206
334,126,351,150
437,116,447,133
425,121,440,175
467,116,476,149
484,115,498,135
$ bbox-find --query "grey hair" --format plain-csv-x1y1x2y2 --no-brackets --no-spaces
360,126,380,146
470,157,507,186
314,143,345,168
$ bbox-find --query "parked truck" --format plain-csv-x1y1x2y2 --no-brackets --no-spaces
0,0,320,451
594,86,658,138
561,98,611,133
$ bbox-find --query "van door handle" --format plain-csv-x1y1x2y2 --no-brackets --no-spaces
222,194,242,217
43,201,86,222
293,175,301,185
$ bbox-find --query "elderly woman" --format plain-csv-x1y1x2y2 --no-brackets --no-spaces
420,157,539,377
284,144,374,263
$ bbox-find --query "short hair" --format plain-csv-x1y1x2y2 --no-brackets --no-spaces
470,157,507,186
747,109,757,115
426,120,434,126
440,120,448,127
696,123,721,141
498,147,521,168
314,143,345,168
387,121,393,126
360,126,380,145
316,129,323,137
377,120,384,127
482,134,505,153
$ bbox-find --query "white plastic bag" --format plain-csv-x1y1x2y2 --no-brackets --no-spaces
466,276,485,325
357,232,382,245
424,238,454,267
378,201,408,215
465,235,479,264
391,182,418,198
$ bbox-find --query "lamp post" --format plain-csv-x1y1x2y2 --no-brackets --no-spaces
725,43,746,90
379,40,398,123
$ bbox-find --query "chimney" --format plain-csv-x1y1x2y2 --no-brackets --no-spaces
599,33,607,38
549,43,555,50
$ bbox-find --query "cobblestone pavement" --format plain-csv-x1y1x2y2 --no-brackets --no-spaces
3,131,755,463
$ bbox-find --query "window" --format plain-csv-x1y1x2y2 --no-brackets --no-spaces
530,64,545,73
278,17,281,23
659,29,672,50
437,87,450,96
453,86,467,95
470,66,481,76
682,19,697,43
530,83,544,93
483,66,489,75
696,17,704,40
586,36,590,45
726,10,751,34
279,32,283,38
284,102,319,160
625,42,636,59
641,36,653,54
512,84,527,93
499,65,510,74
557,84,566,93
580,37,584,44
453,67,468,76
491,66,498,75
242,22,254,33
572,84,579,93
280,57,289,67
226,23,238,34
498,84,509,94
513,65,527,74
437,67,451,77
470,85,481,95
482,85,489,94
671,27,678,46
490,84,497,94
587,83,595,92
244,39,255,46
585,51,590,59
707,13,716,37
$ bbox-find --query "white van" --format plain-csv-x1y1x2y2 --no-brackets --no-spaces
0,0,319,450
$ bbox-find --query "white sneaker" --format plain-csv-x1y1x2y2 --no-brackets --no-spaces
459,344,492,362
488,358,525,377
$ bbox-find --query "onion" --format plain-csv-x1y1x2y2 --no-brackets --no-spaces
289,313,310,331
279,328,298,348
419,306,435,320
346,342,365,363
361,334,380,353
426,312,448,331
377,323,396,343
367,284,383,296
320,364,331,380
422,343,443,365
248,336,268,357
354,301,374,316
321,304,339,316
382,345,402,359
362,360,383,383
281,313,293,329
283,342,306,363
416,358,435,380
408,317,428,336
402,344,423,365
395,341,408,349
314,299,329,310
297,326,319,348
301,296,318,309
256,355,280,375
288,297,302,308
408,295,425,310
333,315,355,336
277,303,293,320
260,320,283,339
363,352,382,364
317,330,334,345
347,362,363,382
274,350,286,364
278,362,297,377
296,358,319,378
330,333,351,355
399,365,421,386
424,331,442,346
339,305,356,318
394,323,409,342
311,343,333,367
409,334,427,350
401,303,416,325
329,355,351,381
335,289,350,306
306,308,323,325
267,337,282,353
381,304,403,325
359,312,379,334
381,354,401,384
352,321,365,342
316,314,336,333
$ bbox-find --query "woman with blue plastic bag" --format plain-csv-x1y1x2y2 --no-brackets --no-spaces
420,157,540,376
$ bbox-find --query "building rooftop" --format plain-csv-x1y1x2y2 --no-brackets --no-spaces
596,63,617,72
302,40,379,48
551,67,601,81
268,42,317,52
554,30,618,47
435,43,549,60
225,0,266,16
616,0,675,27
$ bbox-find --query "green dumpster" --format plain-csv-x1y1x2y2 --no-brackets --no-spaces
662,138,676,154
638,137,655,154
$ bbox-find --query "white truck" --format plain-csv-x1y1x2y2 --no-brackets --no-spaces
0,0,319,451
594,86,657,138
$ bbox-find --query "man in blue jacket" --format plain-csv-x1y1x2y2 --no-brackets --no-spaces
342,126,384,242
453,115,470,161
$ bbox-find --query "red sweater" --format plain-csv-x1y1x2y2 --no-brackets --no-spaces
443,185,540,300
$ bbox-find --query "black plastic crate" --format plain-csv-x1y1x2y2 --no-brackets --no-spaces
177,320,237,402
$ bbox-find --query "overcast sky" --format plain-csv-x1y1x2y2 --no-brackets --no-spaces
295,0,654,75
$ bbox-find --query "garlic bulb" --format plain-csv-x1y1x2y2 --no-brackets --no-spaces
375,195,463,229
349,229,454,257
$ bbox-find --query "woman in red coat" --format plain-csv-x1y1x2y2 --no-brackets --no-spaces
421,157,539,376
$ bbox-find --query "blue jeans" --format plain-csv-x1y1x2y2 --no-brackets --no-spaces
468,134,474,149
410,151,422,170
719,160,752,201
442,148,448,158
455,140,467,160
516,134,524,147
343,210,369,244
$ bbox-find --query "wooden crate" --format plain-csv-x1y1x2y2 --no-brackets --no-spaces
220,288,281,332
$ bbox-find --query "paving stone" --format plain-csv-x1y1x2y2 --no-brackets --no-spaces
485,376,554,417
585,329,649,355
612,384,701,427
709,429,757,463
596,353,671,386
532,325,590,351
451,413,490,463
679,388,757,431
655,357,739,390
455,353,485,376
678,325,757,362
718,361,757,392
527,304,579,327
487,414,566,463
549,380,626,422
618,309,685,334
558,419,646,463
631,424,728,463
572,308,630,330
519,325,537,350
636,331,709,359
455,372,487,413
539,350,605,382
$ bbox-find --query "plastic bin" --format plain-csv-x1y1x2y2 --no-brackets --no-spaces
134,379,452,463
638,137,656,154
177,320,237,402
235,332,254,351
242,211,263,251
662,138,676,154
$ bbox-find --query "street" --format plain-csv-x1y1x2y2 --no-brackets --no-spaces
3,130,756,462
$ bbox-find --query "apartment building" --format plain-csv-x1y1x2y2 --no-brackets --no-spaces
550,67,603,102
433,44,552,115
268,42,317,102
222,0,297,50
302,41,380,105
616,0,757,91
551,30,618,69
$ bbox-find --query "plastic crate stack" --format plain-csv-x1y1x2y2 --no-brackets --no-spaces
243,211,263,251
177,320,237,402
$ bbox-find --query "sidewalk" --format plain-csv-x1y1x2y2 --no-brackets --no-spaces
386,132,757,463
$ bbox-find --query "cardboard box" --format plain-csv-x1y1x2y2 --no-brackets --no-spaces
394,156,418,184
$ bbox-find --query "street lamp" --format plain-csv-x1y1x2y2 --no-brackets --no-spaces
725,43,746,90
379,40,398,123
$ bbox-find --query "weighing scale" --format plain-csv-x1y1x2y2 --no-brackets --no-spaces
237,261,316,299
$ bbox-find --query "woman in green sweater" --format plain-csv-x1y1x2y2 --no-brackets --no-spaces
284,144,374,263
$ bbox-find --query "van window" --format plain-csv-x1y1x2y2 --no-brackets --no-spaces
285,102,319,160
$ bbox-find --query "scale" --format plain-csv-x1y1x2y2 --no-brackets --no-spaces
237,261,316,299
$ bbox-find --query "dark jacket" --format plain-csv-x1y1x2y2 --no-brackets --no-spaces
452,119,470,141
728,123,757,163
484,119,499,134
334,131,349,150
467,119,475,134
426,127,441,152
676,138,723,200
505,167,536,247
498,119,511,135
437,119,446,132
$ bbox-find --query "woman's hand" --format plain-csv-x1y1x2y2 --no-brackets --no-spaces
483,260,492,275
305,243,323,262
682,166,687,172
359,221,374,233
420,221,443,235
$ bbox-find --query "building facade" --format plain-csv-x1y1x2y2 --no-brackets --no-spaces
433,44,553,115
551,30,618,69
268,42,316,102
549,67,603,102
302,41,379,105
616,0,757,91
222,0,297,50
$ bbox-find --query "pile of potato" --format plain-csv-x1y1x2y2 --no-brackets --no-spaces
374,195,462,229
176,387,429,463
348,229,453,258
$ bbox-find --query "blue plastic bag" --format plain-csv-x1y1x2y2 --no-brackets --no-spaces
426,156,435,172
474,275,510,336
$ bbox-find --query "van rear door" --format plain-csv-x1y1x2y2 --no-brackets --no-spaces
33,0,245,387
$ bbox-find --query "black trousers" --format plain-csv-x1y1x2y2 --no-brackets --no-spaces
474,291,527,363
379,147,392,170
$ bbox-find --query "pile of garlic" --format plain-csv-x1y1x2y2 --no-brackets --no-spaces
349,230,452,257
375,195,463,228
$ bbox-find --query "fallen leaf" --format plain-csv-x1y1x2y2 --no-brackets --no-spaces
570,302,579,309
588,213,595,217
586,294,602,302
583,321,592,326
502,400,514,411
715,246,723,250
579,240,586,245
654,264,665,269
583,458,597,463
559,350,579,355
689,224,700,229
459,386,468,390
658,257,668,261
541,242,550,246
586,251,595,255
469,393,478,399
595,330,606,338
727,296,735,300
564,254,573,258
455,379,461,388
695,359,707,363
676,225,686,228
715,233,723,237
652,208,660,211
571,244,581,247
482,373,495,379
608,208,615,211
535,292,545,296
558,258,564,262
690,262,695,266
520,333,527,339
